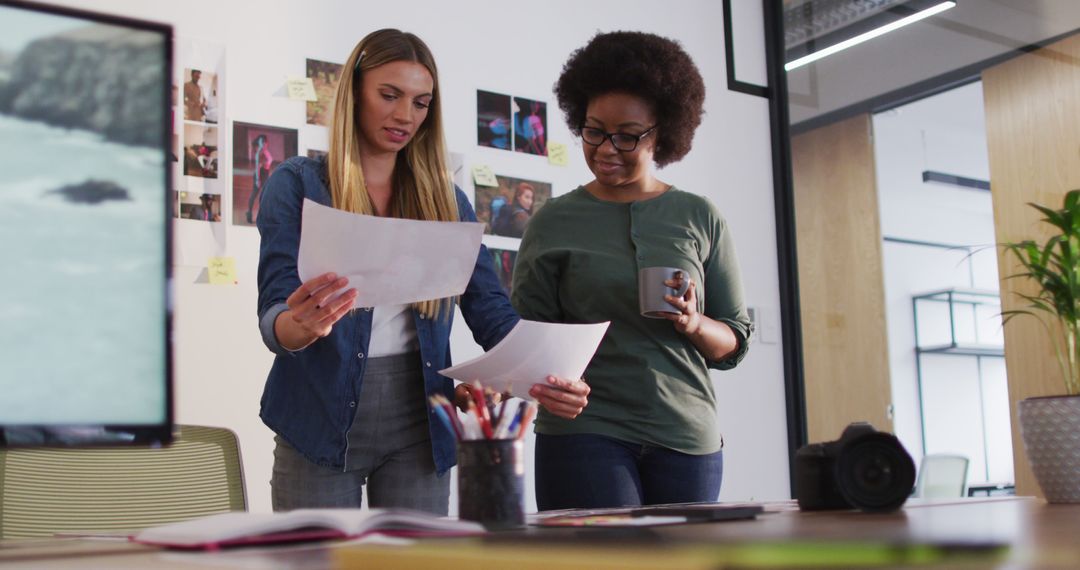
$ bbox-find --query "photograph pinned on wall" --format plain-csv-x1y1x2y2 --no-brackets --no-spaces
307,149,328,160
232,121,297,226
181,68,219,124
177,38,225,126
177,37,225,196
176,190,222,222
183,124,218,179
513,96,547,156
477,90,511,150
488,247,517,295
475,175,551,238
306,58,343,126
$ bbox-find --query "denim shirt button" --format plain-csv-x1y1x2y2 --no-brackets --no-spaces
357,352,364,359
349,401,356,408
425,361,432,367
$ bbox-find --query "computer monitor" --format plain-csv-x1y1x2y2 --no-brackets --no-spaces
0,0,173,446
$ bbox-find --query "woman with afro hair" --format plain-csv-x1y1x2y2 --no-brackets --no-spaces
512,31,753,509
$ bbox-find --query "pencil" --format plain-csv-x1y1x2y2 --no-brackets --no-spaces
428,397,460,441
469,382,495,439
515,402,536,441
432,394,464,437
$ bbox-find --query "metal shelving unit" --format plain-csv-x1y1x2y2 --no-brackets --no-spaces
911,288,1007,484
913,288,1005,358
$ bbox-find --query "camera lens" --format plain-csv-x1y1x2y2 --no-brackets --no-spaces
834,433,915,512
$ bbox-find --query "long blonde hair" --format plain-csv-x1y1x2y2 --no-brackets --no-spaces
328,29,458,319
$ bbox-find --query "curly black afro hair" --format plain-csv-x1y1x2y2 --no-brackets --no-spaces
554,31,705,167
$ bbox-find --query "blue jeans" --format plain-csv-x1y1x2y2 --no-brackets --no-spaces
534,433,723,510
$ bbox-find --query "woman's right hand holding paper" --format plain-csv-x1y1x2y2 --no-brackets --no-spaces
275,272,358,351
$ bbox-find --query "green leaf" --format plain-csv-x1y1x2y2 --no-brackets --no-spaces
1001,190,1080,395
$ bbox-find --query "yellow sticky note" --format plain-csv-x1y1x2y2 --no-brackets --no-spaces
286,77,318,101
547,141,569,166
471,165,498,187
208,257,237,285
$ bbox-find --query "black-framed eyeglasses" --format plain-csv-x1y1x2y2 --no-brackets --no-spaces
580,125,656,152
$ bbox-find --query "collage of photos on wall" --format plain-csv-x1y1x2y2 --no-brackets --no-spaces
476,90,548,156
174,39,225,224
475,89,554,293
231,122,298,226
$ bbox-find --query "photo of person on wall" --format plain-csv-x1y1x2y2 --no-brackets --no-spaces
477,90,512,150
232,121,297,226
474,175,551,237
513,96,547,156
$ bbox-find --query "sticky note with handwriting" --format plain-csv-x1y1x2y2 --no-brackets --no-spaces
547,142,569,166
208,257,237,285
286,77,318,101
471,165,498,187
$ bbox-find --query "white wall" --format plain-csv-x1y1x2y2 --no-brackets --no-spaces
872,82,1013,485
42,0,787,512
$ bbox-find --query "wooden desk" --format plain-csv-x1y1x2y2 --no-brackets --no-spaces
2,498,1078,569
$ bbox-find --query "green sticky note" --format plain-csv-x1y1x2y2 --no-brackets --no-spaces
208,257,237,285
286,77,318,101
472,165,498,187
547,141,568,166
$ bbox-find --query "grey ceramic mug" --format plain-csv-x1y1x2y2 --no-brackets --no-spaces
638,266,691,318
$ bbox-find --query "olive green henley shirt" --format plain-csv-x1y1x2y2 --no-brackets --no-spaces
512,186,753,455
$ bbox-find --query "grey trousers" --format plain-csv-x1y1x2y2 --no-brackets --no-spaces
270,351,450,515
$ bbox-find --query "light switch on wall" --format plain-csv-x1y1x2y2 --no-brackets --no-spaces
748,305,779,345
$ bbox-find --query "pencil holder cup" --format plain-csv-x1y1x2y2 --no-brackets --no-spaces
457,439,525,530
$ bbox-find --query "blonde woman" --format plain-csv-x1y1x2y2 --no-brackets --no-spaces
255,29,589,514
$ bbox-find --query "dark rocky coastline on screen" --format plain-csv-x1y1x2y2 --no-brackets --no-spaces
48,179,131,204
0,24,164,148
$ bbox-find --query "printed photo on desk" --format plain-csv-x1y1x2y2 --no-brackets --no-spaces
532,504,763,527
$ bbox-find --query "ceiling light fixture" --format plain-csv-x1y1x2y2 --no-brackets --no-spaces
785,1,956,71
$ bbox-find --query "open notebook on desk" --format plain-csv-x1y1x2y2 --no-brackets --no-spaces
133,508,484,550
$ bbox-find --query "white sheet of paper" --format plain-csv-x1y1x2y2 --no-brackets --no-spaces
298,199,484,308
440,320,610,399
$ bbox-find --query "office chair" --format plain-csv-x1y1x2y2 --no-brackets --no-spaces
0,425,246,539
914,454,969,499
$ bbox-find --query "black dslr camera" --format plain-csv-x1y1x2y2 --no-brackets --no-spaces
793,422,916,512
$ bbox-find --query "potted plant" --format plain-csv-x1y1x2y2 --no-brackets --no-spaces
1002,189,1080,503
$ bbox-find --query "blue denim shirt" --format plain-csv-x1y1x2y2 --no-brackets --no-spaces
256,156,519,474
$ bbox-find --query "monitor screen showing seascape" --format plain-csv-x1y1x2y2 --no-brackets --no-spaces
0,1,171,443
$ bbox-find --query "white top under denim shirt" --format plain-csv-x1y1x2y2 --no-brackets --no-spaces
368,305,420,357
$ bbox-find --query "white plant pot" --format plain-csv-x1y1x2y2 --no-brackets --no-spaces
1017,395,1080,503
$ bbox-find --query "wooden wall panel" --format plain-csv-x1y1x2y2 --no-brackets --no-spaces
792,114,894,444
982,33,1080,498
